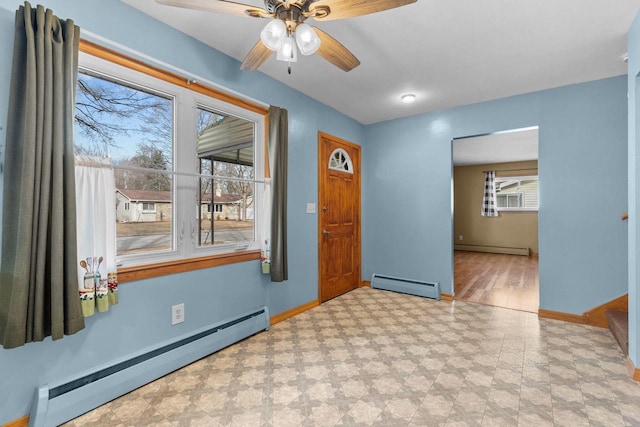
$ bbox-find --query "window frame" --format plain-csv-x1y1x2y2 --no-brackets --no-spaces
142,202,157,213
189,93,264,256
78,40,269,283
495,175,539,212
496,192,523,209
328,148,354,174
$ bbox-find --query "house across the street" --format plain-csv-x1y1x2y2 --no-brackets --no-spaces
115,189,171,223
116,188,253,222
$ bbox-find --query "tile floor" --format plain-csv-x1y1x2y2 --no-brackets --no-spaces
63,287,640,426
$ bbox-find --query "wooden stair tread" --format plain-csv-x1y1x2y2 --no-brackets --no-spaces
605,310,628,355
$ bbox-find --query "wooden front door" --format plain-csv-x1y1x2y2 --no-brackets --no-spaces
318,132,361,302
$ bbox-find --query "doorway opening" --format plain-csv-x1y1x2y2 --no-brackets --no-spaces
452,127,540,313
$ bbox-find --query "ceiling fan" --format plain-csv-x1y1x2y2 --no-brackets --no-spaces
157,0,416,73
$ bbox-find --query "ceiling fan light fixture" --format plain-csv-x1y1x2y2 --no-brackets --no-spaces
260,19,286,51
160,0,417,73
295,23,321,55
277,34,298,62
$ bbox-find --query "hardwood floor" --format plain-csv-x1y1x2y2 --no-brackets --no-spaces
454,250,539,313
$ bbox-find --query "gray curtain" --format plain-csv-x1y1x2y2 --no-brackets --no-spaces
0,2,84,349
268,106,288,282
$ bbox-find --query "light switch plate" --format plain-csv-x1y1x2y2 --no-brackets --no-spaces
306,203,316,214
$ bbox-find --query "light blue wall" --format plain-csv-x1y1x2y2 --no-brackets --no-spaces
363,76,628,315
628,12,640,368
0,0,633,422
0,0,363,422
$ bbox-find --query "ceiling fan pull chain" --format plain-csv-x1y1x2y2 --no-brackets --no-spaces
288,38,294,74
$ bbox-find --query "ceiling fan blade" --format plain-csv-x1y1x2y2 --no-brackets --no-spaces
313,27,360,72
241,40,273,71
156,0,266,17
311,0,416,21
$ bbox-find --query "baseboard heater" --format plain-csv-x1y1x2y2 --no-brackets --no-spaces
371,274,441,300
30,306,270,427
454,244,529,256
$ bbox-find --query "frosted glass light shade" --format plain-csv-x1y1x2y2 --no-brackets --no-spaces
401,94,416,104
260,20,286,51
277,35,298,62
295,23,320,55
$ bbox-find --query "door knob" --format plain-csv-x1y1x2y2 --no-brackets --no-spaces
323,230,331,235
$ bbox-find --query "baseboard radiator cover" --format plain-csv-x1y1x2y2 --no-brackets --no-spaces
454,244,529,256
371,274,441,300
29,306,270,427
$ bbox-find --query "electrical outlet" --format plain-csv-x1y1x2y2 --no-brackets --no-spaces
459,235,464,241
172,303,184,325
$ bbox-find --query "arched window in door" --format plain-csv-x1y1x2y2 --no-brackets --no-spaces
328,148,354,174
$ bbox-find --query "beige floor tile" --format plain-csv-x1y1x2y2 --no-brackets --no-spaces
61,288,635,427
552,406,590,427
584,402,626,427
272,406,306,427
348,399,383,425
309,403,344,426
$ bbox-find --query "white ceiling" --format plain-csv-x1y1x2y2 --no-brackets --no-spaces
122,0,640,125
452,128,538,166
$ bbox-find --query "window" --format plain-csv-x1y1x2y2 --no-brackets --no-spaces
205,204,223,213
76,67,173,256
142,202,156,212
497,193,522,208
328,148,354,174
495,176,539,211
74,51,266,269
196,106,255,247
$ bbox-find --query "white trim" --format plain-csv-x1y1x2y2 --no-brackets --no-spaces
81,30,269,110
495,175,539,212
142,202,157,213
452,125,539,141
496,174,538,181
77,52,266,268
328,148,354,174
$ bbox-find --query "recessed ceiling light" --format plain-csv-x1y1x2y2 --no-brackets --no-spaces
401,94,416,104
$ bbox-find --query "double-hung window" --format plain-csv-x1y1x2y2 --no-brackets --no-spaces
495,176,539,211
142,202,156,213
74,50,266,272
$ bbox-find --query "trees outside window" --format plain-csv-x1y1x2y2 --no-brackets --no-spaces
75,53,265,265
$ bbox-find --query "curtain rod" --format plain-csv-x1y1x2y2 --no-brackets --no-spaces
481,168,538,174
76,160,268,185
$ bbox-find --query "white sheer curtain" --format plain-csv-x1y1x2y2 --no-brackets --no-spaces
75,157,118,317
